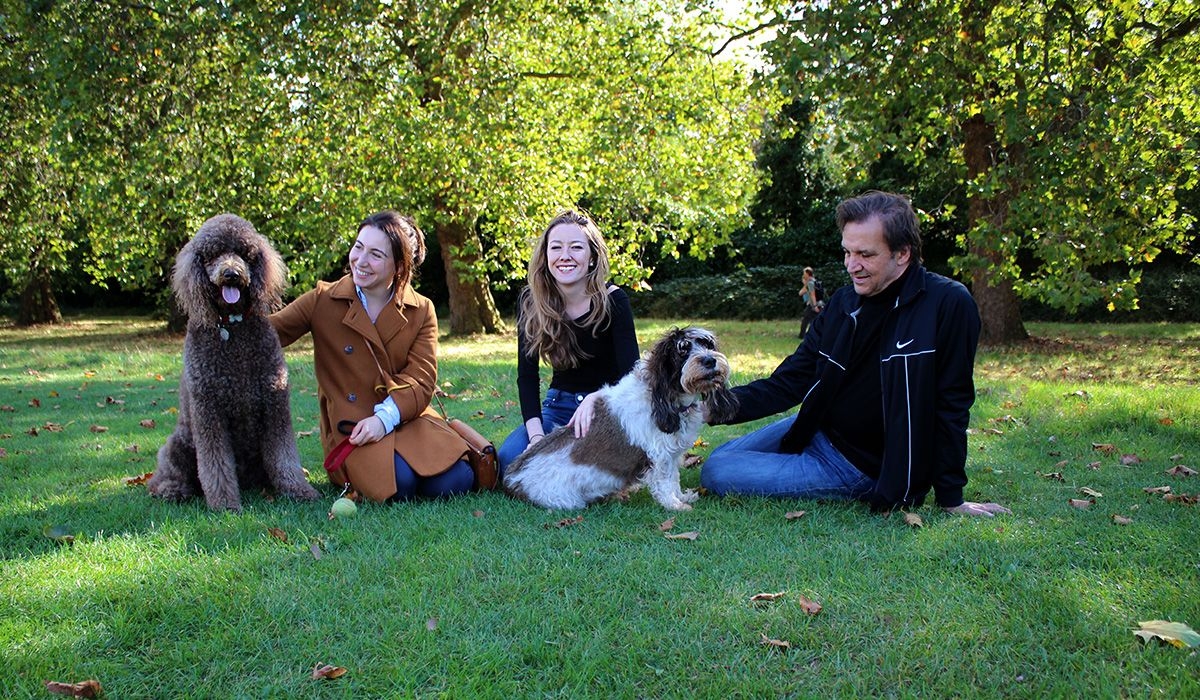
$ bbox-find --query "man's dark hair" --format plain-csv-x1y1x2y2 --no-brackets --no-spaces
836,191,922,262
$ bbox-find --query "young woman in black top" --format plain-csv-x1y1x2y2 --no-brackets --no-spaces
496,210,640,474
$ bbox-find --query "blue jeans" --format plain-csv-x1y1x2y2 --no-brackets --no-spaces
497,388,588,476
390,454,474,501
701,417,876,501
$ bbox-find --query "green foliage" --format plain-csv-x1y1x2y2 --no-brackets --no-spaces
0,316,1198,697
0,1,774,330
763,0,1200,336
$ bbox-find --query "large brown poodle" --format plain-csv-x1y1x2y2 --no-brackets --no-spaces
148,214,319,511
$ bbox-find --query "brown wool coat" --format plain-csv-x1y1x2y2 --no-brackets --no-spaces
271,275,468,501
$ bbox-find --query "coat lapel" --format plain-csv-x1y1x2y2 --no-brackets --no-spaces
332,277,415,369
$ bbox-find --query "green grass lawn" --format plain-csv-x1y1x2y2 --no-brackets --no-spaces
1,314,1197,698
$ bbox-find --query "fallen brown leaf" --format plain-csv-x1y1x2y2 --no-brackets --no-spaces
44,680,102,698
139,419,156,429
1040,472,1064,481
750,591,786,602
1068,498,1094,509
664,531,699,541
1133,620,1200,648
797,595,823,615
1144,486,1172,495
472,509,485,518
426,618,438,631
681,453,703,469
1163,493,1198,505
123,472,153,487
902,512,924,528
544,515,584,529
312,664,348,680
759,633,791,650
1087,461,1102,470
1092,442,1117,454
89,425,108,433
1079,487,1103,498
1120,453,1142,465
267,527,288,542
1166,465,1197,477
784,510,807,520
658,517,676,531
1112,514,1133,525
1169,453,1184,462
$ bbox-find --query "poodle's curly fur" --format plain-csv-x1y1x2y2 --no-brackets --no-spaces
148,214,318,511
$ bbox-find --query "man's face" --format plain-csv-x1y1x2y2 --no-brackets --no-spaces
842,216,911,297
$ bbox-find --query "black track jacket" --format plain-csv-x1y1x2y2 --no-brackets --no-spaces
718,264,981,509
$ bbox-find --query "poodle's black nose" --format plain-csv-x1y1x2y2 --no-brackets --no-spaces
701,355,716,369
222,269,240,282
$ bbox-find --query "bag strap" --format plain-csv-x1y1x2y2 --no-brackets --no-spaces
431,389,451,421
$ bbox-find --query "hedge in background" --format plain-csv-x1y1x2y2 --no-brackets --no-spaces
633,264,1200,322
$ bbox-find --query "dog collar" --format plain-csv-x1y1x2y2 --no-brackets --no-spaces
218,314,243,341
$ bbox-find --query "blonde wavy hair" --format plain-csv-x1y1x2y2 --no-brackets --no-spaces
519,209,613,368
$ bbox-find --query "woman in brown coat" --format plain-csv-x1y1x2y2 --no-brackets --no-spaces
271,211,473,502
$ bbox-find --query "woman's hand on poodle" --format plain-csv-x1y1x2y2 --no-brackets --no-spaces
349,416,386,445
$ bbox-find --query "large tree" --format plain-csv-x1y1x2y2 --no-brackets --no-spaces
2,1,769,333
275,0,770,333
764,0,1199,343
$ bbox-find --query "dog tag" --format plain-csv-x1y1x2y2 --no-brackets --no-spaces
219,327,230,341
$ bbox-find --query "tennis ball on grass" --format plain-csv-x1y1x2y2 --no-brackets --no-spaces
330,497,357,518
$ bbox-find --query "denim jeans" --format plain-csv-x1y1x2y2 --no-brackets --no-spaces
390,454,474,501
497,388,587,476
701,417,876,501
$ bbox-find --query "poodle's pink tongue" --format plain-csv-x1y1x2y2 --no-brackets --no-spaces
222,286,241,305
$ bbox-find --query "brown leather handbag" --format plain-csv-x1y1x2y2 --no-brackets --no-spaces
434,394,499,491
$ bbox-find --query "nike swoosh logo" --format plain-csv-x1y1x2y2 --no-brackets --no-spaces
896,339,915,349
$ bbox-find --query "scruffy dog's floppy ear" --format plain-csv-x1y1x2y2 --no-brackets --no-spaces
647,328,685,434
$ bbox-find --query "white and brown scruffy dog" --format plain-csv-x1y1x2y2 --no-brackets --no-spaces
504,327,738,510
148,214,319,511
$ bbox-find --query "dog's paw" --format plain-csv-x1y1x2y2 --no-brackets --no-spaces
680,488,700,504
204,494,243,512
666,501,694,512
281,482,320,502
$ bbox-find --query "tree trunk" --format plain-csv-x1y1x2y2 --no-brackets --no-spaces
433,212,504,336
17,270,63,326
962,114,1028,345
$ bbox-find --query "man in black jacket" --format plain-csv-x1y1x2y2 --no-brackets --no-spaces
702,191,1009,516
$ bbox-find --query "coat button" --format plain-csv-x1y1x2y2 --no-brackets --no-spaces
344,345,354,354
576,394,584,403
347,393,357,402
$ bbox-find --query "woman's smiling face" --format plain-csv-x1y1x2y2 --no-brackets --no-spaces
545,223,592,288
349,225,396,293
